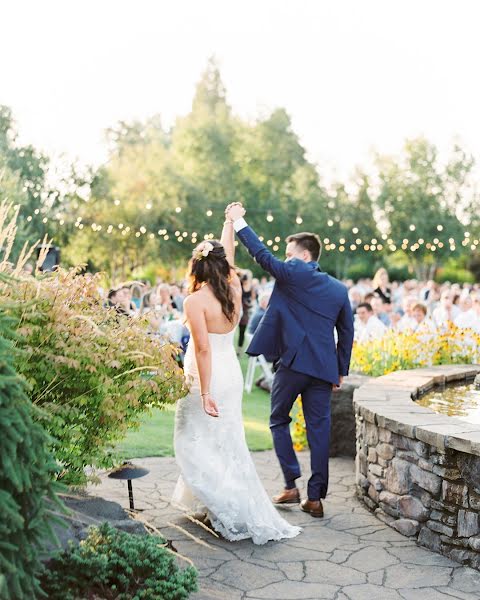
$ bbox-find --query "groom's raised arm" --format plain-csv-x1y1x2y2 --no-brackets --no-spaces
233,218,292,283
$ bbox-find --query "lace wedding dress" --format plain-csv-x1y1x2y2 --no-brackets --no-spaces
172,329,301,545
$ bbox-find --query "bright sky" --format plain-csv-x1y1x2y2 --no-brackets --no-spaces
2,0,480,180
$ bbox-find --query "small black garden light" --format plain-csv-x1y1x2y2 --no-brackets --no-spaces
108,462,150,510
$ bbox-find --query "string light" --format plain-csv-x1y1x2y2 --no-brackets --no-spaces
21,207,478,256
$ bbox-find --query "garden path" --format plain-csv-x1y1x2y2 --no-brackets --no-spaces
88,451,480,600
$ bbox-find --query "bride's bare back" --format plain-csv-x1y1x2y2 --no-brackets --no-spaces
184,275,242,334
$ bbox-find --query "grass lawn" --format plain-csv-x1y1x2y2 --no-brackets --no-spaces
115,352,273,459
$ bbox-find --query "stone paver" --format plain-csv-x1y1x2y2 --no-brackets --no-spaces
87,451,480,599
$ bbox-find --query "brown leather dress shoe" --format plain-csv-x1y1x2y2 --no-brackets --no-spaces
272,488,300,505
300,499,324,518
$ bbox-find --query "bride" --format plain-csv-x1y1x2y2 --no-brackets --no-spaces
172,204,301,545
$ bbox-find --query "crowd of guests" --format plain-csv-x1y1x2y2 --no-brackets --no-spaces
104,271,274,356
348,268,480,342
104,266,480,356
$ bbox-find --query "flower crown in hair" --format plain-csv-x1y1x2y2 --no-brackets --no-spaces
193,241,214,260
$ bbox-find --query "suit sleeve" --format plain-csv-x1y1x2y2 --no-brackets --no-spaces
336,296,355,376
236,225,292,283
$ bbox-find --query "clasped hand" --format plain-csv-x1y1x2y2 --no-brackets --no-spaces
225,202,246,222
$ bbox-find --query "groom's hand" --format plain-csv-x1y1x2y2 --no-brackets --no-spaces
333,376,343,391
225,202,245,222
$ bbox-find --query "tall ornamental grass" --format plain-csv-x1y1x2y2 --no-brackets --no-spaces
0,201,188,484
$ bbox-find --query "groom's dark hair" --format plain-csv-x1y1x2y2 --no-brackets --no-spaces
286,232,322,261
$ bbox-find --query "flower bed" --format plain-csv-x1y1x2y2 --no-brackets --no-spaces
351,325,480,377
291,325,480,451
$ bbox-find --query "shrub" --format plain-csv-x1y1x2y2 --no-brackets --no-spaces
40,522,198,600
3,267,189,484
0,201,188,484
0,274,65,600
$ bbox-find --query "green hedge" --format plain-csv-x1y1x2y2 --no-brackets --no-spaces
41,522,198,600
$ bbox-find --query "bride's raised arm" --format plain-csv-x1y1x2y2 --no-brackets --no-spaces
221,212,236,266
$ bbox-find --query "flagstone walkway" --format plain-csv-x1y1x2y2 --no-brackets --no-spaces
87,451,480,599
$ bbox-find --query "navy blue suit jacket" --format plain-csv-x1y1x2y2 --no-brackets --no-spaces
237,225,354,385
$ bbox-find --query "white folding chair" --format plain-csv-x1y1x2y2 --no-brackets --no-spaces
244,333,274,393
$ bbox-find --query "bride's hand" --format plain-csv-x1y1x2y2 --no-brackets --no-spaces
202,393,219,418
225,202,245,221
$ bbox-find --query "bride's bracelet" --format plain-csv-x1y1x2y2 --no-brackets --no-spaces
200,392,210,397
223,219,234,225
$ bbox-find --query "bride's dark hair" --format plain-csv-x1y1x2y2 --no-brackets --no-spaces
187,240,236,323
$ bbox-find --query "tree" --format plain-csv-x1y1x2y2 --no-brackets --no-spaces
375,138,471,279
0,279,62,599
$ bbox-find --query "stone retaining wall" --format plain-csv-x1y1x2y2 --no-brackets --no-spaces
354,364,480,569
330,374,371,456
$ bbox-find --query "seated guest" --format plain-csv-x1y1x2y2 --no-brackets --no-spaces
141,290,162,332
459,294,473,315
455,294,480,333
397,296,418,332
157,283,178,315
348,287,362,314
355,302,387,342
373,267,392,304
170,284,185,313
107,286,132,317
432,290,460,328
248,292,272,336
130,283,144,311
390,307,403,330
412,303,436,334
371,295,391,327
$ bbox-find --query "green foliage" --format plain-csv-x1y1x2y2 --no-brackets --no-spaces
4,62,480,282
1,267,188,484
0,274,64,600
436,266,475,284
0,105,52,250
434,256,475,284
40,522,198,600
375,138,475,279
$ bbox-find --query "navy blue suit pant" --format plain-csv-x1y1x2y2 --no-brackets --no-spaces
270,364,332,500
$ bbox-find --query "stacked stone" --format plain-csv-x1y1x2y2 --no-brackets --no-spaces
355,416,480,570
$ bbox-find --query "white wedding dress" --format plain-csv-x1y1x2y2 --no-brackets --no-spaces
172,329,301,545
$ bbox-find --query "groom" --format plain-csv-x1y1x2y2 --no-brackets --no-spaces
226,203,354,518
